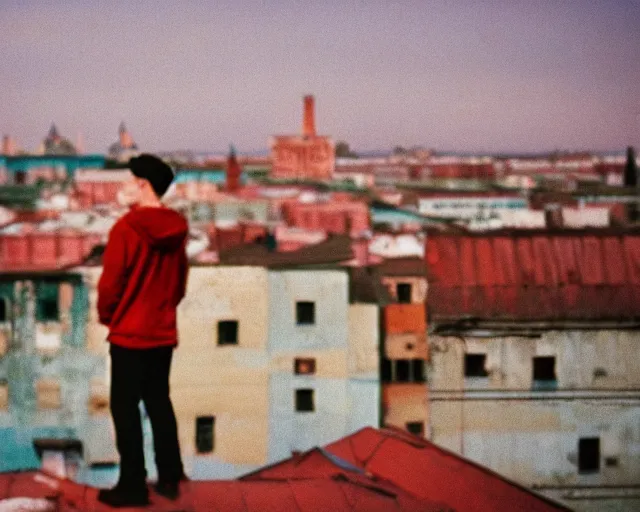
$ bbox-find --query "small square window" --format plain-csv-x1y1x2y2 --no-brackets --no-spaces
195,416,215,453
579,438,600,474
218,321,238,345
464,354,488,377
0,298,7,322
406,422,424,437
296,302,315,325
36,284,59,322
295,389,314,412
294,358,316,375
533,356,556,381
397,283,412,304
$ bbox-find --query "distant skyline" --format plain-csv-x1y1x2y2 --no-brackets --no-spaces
1,0,639,154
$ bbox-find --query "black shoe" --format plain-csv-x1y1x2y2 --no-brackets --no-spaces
97,486,150,508
153,480,180,500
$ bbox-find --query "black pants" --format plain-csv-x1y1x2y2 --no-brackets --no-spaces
109,343,185,490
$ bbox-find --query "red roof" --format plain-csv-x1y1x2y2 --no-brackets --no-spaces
0,232,102,273
246,427,569,512
426,232,640,321
0,470,443,511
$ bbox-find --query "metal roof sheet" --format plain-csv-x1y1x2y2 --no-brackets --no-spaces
426,232,640,321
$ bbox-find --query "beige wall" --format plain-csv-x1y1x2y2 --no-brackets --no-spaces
348,304,379,377
172,266,270,467
430,331,640,391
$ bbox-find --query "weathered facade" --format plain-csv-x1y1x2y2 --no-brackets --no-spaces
379,258,429,438
82,264,381,480
0,271,113,483
426,232,640,511
266,269,379,462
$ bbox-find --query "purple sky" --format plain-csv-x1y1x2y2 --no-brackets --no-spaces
1,0,639,154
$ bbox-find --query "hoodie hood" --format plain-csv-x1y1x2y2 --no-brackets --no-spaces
123,206,188,251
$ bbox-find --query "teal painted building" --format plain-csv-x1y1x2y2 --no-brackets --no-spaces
0,155,106,184
0,273,112,485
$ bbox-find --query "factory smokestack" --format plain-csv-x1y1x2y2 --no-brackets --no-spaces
302,95,316,138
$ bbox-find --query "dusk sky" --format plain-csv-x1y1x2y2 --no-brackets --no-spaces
1,0,639,154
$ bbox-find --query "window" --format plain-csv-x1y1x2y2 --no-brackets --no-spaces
36,379,61,410
381,358,392,382
396,360,410,382
533,356,556,382
195,416,215,453
295,389,314,412
406,422,424,437
0,298,7,322
14,170,26,185
533,356,557,390
217,321,238,345
578,438,600,473
381,358,426,383
296,301,315,325
412,359,425,382
605,456,618,468
294,358,316,375
36,284,59,322
464,354,488,378
396,283,412,304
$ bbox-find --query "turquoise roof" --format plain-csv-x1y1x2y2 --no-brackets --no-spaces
3,155,106,173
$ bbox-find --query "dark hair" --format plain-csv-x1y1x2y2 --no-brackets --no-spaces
128,153,175,198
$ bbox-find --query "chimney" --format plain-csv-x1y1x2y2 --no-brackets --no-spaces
33,439,83,480
302,95,316,138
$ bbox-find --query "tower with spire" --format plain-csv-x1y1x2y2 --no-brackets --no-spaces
226,144,242,192
109,122,138,162
43,123,76,155
270,95,335,180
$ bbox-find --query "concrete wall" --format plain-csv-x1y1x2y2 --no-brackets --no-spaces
428,330,640,507
266,270,379,463
267,270,349,353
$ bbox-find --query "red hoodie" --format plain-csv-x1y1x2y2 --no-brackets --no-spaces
97,206,189,349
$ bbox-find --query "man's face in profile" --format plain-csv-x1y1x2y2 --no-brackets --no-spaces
117,171,144,207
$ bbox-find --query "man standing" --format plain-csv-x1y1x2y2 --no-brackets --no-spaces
97,154,188,507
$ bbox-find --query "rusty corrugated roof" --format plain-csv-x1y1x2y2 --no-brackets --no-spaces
426,231,640,322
